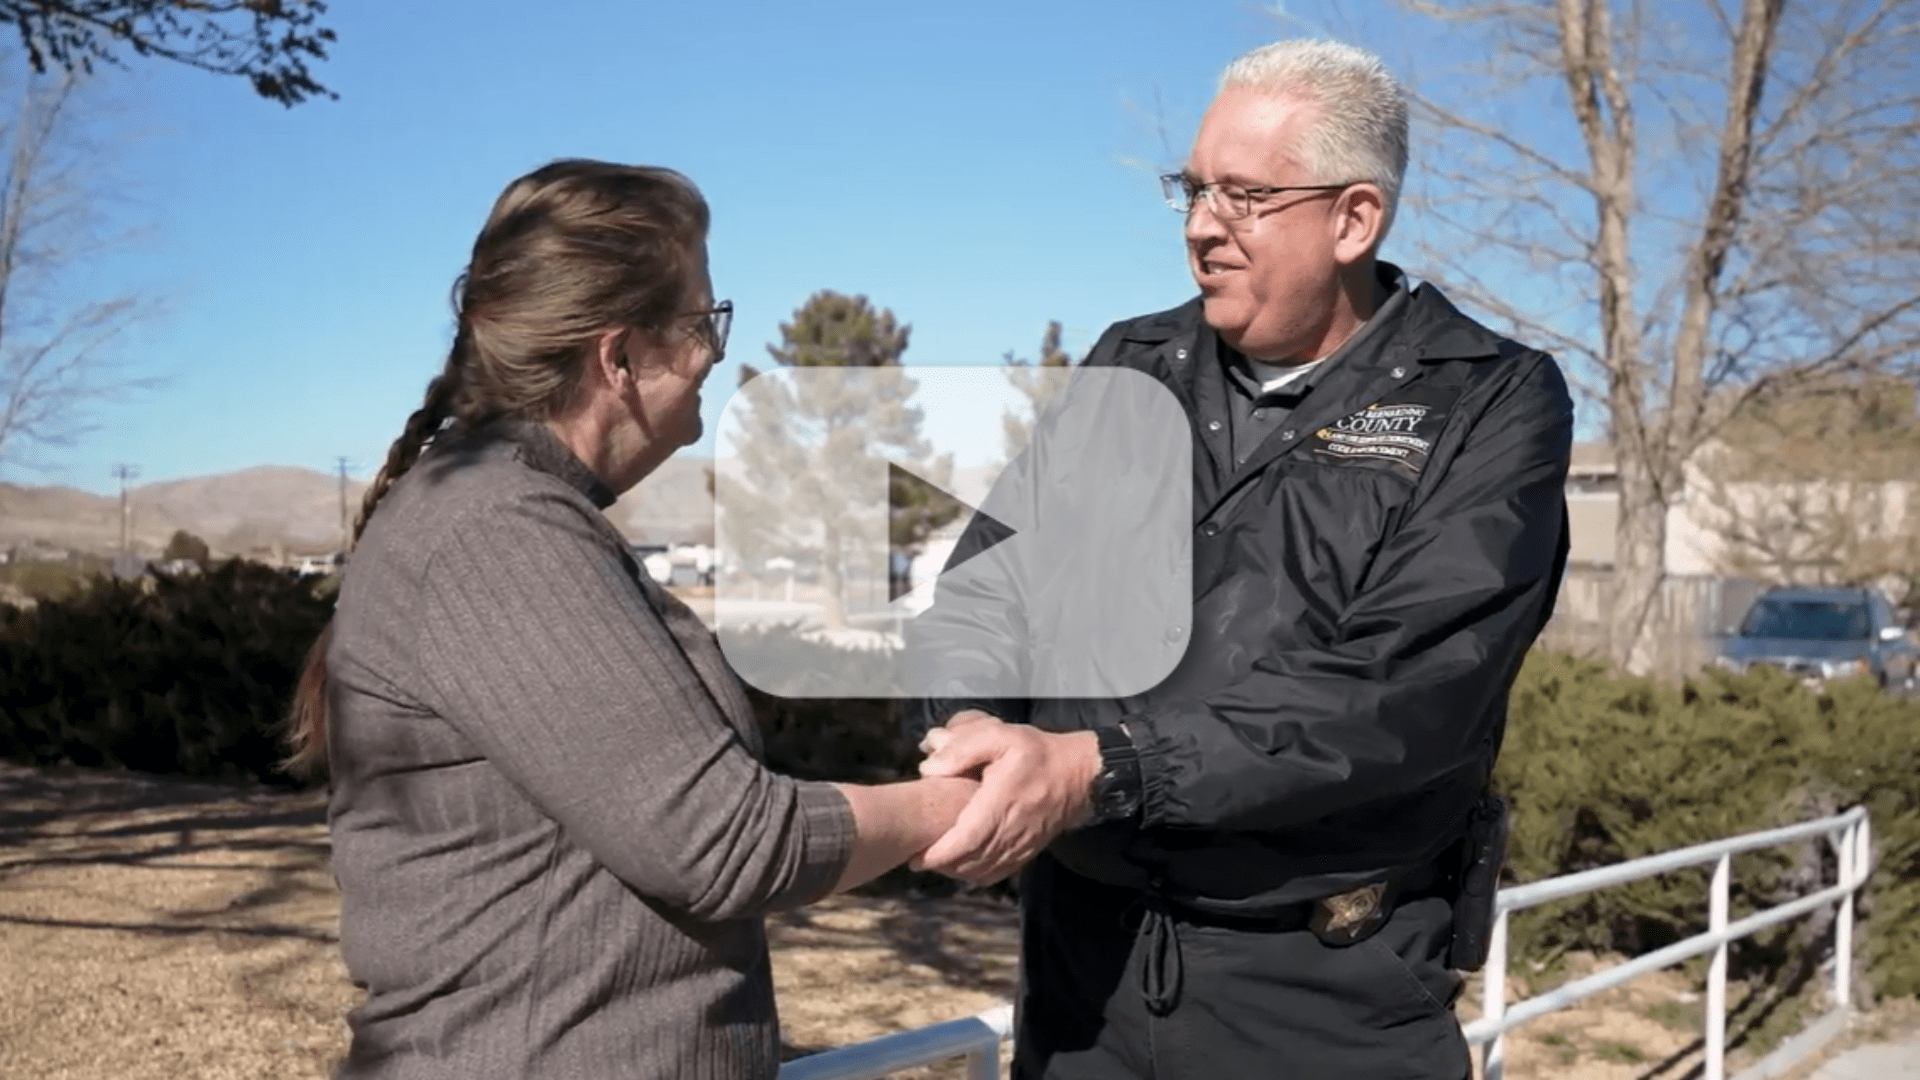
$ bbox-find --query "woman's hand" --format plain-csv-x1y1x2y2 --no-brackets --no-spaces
912,774,981,854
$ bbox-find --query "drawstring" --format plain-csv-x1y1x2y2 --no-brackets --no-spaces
1138,894,1183,1016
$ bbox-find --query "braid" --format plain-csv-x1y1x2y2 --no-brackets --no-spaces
353,336,468,546
281,160,711,782
282,327,471,779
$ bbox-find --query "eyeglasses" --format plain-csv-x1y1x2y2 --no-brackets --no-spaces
683,299,733,360
1160,173,1354,220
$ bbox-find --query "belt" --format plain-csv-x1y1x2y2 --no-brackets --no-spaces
1132,859,1454,1017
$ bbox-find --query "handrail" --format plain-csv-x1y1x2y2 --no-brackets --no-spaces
778,1005,1013,1080
1494,808,1866,912
1473,807,1871,1080
1468,876,1854,1035
779,808,1871,1080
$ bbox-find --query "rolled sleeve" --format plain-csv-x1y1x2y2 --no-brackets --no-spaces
785,782,857,907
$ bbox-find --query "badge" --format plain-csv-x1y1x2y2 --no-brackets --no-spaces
1307,390,1454,478
1309,881,1390,945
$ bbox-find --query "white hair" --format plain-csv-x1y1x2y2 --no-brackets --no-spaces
1219,39,1410,243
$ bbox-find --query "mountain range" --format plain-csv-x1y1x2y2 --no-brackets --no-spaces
0,457,718,558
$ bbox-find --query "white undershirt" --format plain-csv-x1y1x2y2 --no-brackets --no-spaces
1233,267,1414,396
1244,357,1324,395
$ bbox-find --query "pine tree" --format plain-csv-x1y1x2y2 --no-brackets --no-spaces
724,291,956,628
1000,320,1075,465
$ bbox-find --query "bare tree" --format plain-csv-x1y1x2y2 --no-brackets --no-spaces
3,0,335,107
0,66,151,472
1398,0,1920,672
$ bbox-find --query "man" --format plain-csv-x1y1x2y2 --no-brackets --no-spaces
912,39,1572,1079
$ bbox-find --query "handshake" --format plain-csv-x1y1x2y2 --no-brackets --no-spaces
905,710,1105,887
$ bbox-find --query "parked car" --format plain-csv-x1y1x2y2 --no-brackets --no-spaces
1715,585,1916,693
293,553,342,577
630,543,674,584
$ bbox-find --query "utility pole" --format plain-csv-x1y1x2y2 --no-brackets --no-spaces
336,457,352,557
111,464,140,554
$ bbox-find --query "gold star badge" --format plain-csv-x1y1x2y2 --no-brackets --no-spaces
1310,882,1388,945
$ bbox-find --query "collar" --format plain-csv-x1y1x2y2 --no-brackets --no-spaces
1221,263,1411,398
1121,262,1513,369
1392,280,1514,364
491,417,619,509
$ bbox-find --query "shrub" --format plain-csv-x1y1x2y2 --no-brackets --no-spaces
0,554,114,603
1499,651,1920,1001
5,579,1915,996
718,623,920,784
0,561,331,787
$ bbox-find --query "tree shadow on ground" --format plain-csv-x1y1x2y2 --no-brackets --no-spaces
0,759,322,826
0,759,336,946
1627,959,1833,1080
0,760,354,1076
770,890,1020,1065
770,891,1019,997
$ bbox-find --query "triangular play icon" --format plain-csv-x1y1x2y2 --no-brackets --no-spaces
888,462,1016,601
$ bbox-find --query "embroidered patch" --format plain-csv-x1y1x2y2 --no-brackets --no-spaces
1310,402,1441,476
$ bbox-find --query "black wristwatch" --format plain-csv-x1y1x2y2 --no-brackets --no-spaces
1087,723,1143,822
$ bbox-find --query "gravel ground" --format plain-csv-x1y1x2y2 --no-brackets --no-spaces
0,763,352,1080
0,760,1909,1079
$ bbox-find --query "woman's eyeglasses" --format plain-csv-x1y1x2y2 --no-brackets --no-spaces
684,300,733,361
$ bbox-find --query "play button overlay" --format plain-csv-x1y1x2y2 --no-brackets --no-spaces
714,365,1191,699
887,462,1014,601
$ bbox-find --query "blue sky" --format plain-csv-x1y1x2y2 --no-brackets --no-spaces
15,0,1598,494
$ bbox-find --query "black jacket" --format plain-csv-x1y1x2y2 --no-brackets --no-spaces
923,281,1572,915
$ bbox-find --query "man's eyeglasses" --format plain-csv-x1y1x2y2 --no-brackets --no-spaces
683,300,733,360
1160,173,1354,220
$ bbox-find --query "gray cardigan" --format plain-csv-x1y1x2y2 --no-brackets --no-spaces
326,420,855,1079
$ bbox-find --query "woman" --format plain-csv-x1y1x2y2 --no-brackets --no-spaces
285,160,975,1079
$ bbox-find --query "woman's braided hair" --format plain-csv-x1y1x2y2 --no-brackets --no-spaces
283,160,710,778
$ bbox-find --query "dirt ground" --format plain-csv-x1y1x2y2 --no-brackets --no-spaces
0,761,1909,1079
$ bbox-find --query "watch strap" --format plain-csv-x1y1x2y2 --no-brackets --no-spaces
1089,723,1143,822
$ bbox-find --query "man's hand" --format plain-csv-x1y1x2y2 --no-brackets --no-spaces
916,708,1000,758
911,714,1101,886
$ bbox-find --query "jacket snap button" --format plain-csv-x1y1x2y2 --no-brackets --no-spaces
1392,366,1407,379
1201,523,1221,537
1176,348,1188,360
1166,627,1184,642
1281,429,1296,440
1207,420,1222,431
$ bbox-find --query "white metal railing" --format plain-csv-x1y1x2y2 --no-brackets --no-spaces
1469,806,1871,1080
780,808,1871,1080
778,1005,1012,1080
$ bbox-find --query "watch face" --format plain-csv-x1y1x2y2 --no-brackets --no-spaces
1093,770,1140,820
